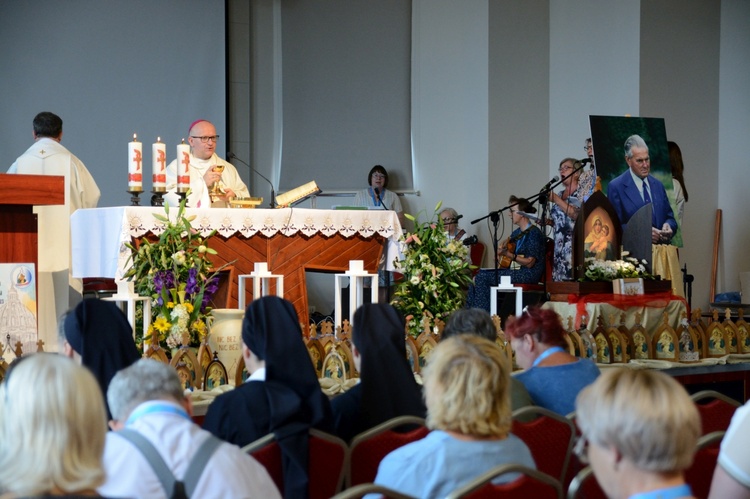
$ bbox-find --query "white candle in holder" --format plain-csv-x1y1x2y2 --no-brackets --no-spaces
128,134,143,191
152,137,166,190
176,139,190,190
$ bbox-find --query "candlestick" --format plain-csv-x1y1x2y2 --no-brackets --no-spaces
176,139,190,192
128,133,143,191
152,137,166,192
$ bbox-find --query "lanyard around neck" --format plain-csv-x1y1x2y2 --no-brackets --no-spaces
532,346,565,368
126,402,191,427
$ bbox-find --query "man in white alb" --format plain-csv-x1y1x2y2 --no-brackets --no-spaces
7,112,100,351
164,119,249,208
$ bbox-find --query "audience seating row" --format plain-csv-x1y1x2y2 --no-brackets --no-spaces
240,390,738,499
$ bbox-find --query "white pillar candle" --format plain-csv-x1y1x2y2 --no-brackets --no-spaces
152,137,166,190
128,134,143,191
176,139,190,190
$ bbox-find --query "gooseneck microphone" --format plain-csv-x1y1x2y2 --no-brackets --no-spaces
226,152,276,208
373,187,391,211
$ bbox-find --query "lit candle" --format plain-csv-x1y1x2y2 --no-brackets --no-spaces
176,139,190,191
152,137,166,191
128,133,143,191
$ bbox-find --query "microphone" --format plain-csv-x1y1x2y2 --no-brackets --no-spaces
580,158,592,165
373,187,390,211
455,214,464,221
542,175,559,191
227,152,276,208
462,235,478,246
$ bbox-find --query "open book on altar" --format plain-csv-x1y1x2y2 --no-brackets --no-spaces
276,181,321,207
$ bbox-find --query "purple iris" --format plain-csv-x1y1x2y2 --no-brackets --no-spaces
186,267,200,295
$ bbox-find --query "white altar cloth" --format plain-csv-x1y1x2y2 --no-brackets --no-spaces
71,206,403,280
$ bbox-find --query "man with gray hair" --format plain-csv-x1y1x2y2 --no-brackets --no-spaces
607,134,677,244
98,359,280,498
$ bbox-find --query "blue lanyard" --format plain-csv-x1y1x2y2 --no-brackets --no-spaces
629,484,692,499
532,346,565,368
368,187,382,206
125,402,192,426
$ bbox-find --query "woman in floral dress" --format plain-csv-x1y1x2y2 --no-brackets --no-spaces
549,158,584,281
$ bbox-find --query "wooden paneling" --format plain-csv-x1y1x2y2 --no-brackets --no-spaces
207,232,385,326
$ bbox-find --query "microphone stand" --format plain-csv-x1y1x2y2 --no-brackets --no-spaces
374,188,390,211
226,152,277,208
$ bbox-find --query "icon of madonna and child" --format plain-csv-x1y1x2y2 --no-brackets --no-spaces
584,213,615,261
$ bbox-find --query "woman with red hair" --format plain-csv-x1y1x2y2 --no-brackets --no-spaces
506,306,599,416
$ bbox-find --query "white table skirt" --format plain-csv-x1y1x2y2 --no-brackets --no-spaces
71,206,403,280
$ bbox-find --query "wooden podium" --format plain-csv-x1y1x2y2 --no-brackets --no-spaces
0,173,65,268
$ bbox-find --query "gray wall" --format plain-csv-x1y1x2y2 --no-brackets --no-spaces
1,1,226,208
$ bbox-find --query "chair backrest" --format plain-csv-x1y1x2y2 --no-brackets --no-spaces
242,429,348,499
331,483,417,499
566,465,607,499
347,415,429,488
470,242,486,274
309,428,349,499
512,406,576,484
242,434,284,493
691,390,741,435
446,463,562,499
684,430,725,499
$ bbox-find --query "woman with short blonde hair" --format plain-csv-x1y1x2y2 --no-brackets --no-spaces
575,368,701,499
0,354,107,496
425,333,512,438
372,335,535,497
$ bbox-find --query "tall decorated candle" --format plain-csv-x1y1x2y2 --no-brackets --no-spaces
176,139,190,191
128,133,143,191
152,137,167,191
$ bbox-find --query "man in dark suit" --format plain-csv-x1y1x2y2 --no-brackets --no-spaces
607,134,677,244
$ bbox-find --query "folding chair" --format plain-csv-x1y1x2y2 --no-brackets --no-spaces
446,463,562,499
690,390,741,435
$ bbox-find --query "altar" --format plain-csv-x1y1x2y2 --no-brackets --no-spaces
70,206,402,326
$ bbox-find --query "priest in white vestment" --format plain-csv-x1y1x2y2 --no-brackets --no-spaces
6,112,101,352
164,119,249,208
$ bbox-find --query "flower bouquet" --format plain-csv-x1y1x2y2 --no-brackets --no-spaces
123,198,224,350
391,202,475,337
581,253,657,282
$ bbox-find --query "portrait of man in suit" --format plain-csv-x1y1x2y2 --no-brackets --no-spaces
607,134,677,244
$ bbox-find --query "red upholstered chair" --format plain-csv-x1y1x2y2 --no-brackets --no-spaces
242,429,348,499
470,242,486,275
346,415,429,488
511,406,576,484
331,483,417,499
690,390,741,435
445,464,562,499
566,465,607,499
684,430,725,499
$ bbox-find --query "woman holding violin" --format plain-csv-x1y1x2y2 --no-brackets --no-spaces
466,196,545,312
549,158,584,281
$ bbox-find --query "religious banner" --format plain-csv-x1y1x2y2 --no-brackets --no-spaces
0,263,38,356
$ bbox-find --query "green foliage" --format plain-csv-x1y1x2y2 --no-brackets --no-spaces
390,203,474,337
123,197,226,349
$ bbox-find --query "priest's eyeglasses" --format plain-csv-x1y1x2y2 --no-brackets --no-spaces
190,135,220,143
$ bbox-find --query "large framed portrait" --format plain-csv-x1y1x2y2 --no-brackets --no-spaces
589,115,682,247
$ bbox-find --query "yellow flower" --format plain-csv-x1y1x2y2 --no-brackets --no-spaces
153,316,171,333
184,302,194,314
192,319,207,339
167,301,175,309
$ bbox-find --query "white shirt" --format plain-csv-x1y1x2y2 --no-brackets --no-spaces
98,400,280,499
165,153,250,208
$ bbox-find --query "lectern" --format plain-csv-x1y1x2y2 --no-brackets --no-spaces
0,173,65,268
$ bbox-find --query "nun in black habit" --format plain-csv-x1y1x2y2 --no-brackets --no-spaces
202,295,333,499
62,298,141,418
330,303,426,442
